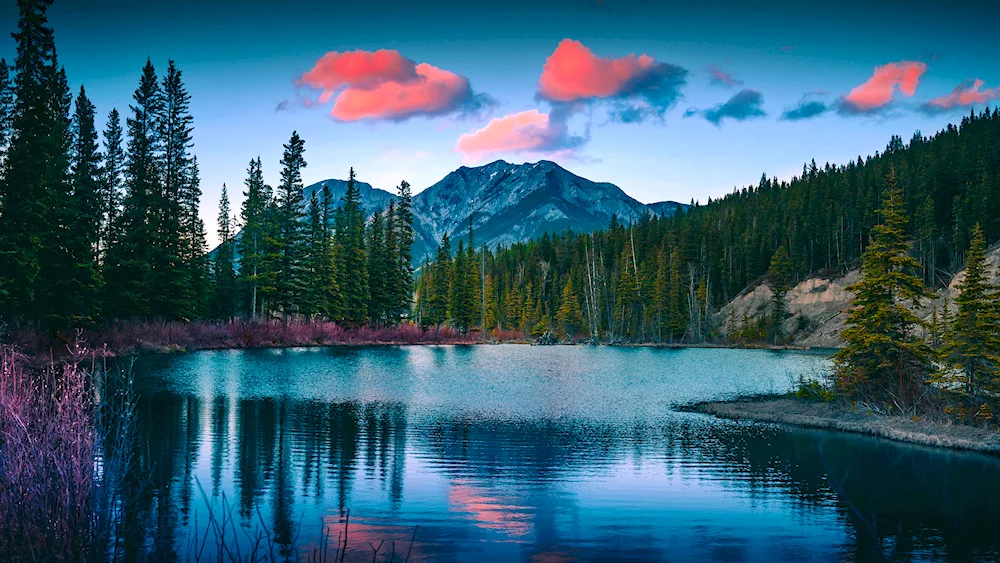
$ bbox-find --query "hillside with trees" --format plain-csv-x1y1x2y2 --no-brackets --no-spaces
414,108,1000,343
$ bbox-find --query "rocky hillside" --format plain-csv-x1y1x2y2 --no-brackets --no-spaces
409,160,656,259
715,246,1000,348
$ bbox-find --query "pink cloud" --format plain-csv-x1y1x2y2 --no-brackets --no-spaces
297,49,492,121
537,39,666,100
455,109,585,161
924,79,1000,111
707,66,743,88
841,61,927,113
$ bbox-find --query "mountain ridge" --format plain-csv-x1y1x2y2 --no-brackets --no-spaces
224,159,686,262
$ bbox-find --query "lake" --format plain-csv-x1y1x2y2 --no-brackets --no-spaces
123,346,1000,562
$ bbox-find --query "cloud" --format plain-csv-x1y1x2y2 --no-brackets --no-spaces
297,49,495,121
781,98,828,121
921,79,1000,113
707,66,743,89
686,89,766,126
838,61,926,114
537,39,687,122
455,106,587,161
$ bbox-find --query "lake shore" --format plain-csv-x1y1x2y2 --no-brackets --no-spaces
7,319,819,359
691,395,1000,453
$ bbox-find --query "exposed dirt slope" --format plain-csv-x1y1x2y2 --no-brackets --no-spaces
715,246,1000,348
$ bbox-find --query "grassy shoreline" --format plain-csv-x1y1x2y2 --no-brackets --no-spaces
6,319,821,359
691,395,1000,453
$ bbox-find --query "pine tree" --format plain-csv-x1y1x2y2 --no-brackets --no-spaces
61,86,104,326
936,223,1000,398
273,131,308,317
155,60,197,319
212,184,236,320
367,209,389,324
100,108,125,257
105,60,163,319
33,44,74,329
184,157,210,318
0,0,65,320
319,184,341,319
425,234,451,327
449,240,473,331
556,276,585,337
393,181,415,320
767,245,792,344
238,157,268,317
335,167,369,327
833,170,935,411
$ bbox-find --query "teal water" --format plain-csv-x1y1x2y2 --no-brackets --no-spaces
124,346,1000,562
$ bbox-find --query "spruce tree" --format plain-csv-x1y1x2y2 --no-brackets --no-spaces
238,157,268,317
105,60,163,319
60,86,103,325
425,234,451,326
152,60,194,319
449,239,474,331
833,170,935,411
936,223,1000,398
393,181,415,319
212,184,236,320
0,0,64,320
767,245,792,344
273,131,308,317
367,209,388,324
319,184,341,319
100,108,125,257
33,49,74,329
335,167,369,327
556,277,585,337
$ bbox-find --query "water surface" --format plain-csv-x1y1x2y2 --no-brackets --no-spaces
125,346,1000,562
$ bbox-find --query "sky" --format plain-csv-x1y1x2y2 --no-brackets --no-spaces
2,0,999,246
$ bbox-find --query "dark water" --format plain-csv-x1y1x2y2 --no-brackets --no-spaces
124,346,1000,562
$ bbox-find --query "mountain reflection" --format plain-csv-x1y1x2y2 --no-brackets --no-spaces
119,389,1000,562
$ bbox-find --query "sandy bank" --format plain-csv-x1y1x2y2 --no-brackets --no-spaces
693,396,1000,453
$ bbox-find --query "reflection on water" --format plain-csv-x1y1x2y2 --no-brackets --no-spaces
123,346,1000,562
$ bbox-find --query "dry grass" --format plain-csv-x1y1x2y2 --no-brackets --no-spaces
0,344,136,562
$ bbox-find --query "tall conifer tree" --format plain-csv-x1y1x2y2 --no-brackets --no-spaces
833,170,934,411
274,131,308,317
936,223,1000,398
335,168,369,327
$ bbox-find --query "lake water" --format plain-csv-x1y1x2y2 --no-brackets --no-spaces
124,346,1000,562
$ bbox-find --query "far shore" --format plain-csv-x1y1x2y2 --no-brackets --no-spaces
690,395,1000,453
6,319,827,359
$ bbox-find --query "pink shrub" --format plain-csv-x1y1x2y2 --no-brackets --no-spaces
0,345,95,561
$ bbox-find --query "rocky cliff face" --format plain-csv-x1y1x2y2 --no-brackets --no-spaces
715,246,1000,348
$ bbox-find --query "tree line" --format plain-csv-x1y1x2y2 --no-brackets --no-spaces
415,106,1000,343
211,142,415,327
0,0,415,331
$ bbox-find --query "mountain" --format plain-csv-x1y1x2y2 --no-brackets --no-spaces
408,160,672,259
646,200,685,217
220,160,685,263
302,178,396,218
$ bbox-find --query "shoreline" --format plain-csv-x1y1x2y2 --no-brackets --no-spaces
690,395,1000,453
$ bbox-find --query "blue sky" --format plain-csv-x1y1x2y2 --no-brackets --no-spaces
2,0,998,245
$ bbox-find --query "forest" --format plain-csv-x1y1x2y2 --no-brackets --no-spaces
2,0,1000,350
0,1,415,333
413,107,1000,343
